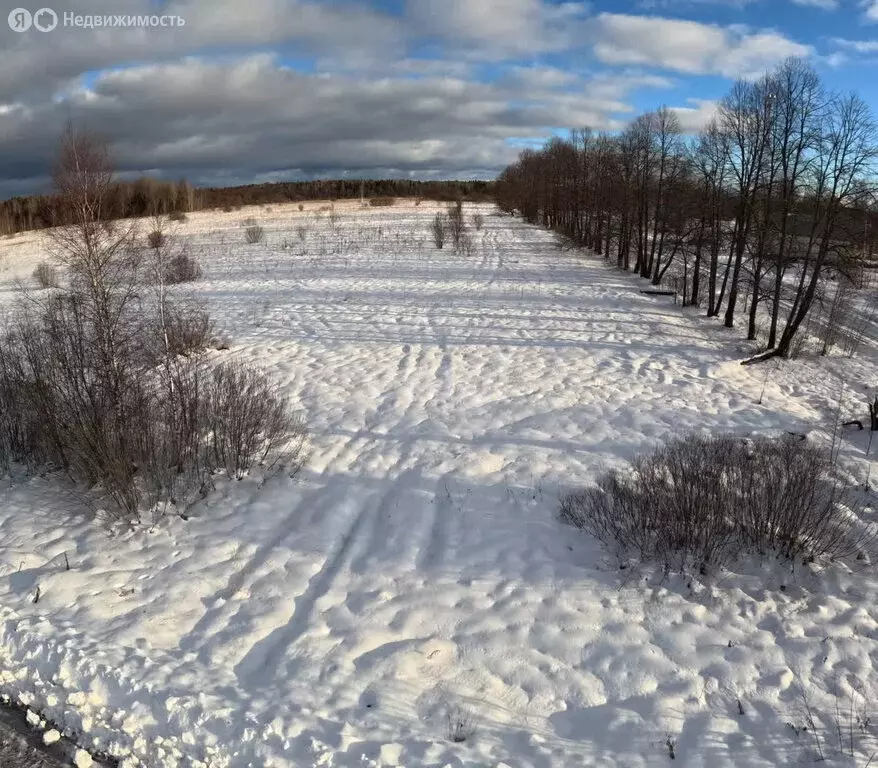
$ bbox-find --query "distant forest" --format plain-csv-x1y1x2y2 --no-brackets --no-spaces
0,177,495,235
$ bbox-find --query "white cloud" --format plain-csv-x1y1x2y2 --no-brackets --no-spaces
0,0,404,101
831,37,878,53
407,0,590,57
670,98,719,132
791,0,838,8
590,14,811,78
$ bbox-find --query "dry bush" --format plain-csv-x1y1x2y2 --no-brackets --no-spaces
298,203,305,212
162,303,213,357
164,251,202,283
0,326,55,471
459,232,475,258
245,225,265,244
147,230,166,249
139,358,305,510
431,213,447,249
445,706,476,744
0,295,147,517
222,205,234,213
560,434,865,573
786,681,878,765
145,216,201,283
0,307,301,520
447,201,466,250
168,210,187,222
472,213,485,231
369,197,396,207
32,262,59,289
203,360,306,480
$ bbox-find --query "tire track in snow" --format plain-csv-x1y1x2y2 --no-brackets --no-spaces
396,345,429,431
417,474,454,571
432,347,454,413
235,480,404,686
177,433,364,658
367,343,416,432
349,466,421,574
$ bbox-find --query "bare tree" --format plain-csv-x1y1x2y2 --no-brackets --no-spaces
765,58,822,348
769,93,878,359
494,59,878,361
447,200,466,250
431,212,447,249
717,77,774,328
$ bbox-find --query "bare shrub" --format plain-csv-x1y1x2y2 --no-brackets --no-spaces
168,210,187,222
298,203,304,212
145,215,200,285
786,682,878,765
1,295,147,518
164,251,202,283
32,262,59,289
162,303,213,358
431,213,447,249
147,230,166,249
136,357,206,513
0,326,56,471
369,196,396,207
245,225,265,244
560,434,865,573
0,305,298,519
222,205,233,213
459,232,475,258
472,213,485,231
447,200,466,250
203,360,306,480
445,706,476,744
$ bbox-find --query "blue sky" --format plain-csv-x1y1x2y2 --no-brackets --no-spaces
1,0,878,196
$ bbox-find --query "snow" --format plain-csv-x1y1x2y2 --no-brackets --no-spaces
73,749,93,768
0,200,876,766
43,730,61,746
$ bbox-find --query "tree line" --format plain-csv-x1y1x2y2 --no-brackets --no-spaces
0,177,494,236
495,58,878,360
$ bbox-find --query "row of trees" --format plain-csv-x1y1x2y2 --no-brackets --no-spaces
0,177,494,236
496,58,878,359
0,177,198,235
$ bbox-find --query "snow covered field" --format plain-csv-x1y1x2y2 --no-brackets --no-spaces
0,200,876,767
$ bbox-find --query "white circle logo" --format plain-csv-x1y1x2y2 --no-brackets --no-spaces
8,8,32,32
33,7,57,31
